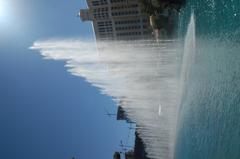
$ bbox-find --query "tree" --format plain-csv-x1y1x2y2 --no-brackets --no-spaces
138,0,186,15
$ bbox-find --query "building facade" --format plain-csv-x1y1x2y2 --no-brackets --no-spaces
79,0,152,40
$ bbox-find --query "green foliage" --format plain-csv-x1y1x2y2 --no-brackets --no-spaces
138,0,186,15
139,0,155,15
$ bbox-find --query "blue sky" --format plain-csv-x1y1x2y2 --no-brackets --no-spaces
0,1,133,159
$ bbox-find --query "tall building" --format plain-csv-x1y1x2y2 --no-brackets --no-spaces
79,0,152,40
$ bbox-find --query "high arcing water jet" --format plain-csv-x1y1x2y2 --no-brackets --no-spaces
179,12,196,109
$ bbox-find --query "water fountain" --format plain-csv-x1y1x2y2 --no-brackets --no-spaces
30,13,195,159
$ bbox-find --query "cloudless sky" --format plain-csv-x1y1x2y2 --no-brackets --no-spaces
0,1,133,159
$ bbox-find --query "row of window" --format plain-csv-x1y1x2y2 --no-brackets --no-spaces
98,21,112,25
97,21,112,27
94,13,109,18
117,32,142,36
111,4,138,10
98,24,112,27
115,19,141,25
111,10,139,16
99,30,113,33
116,25,141,31
92,0,108,6
99,33,114,38
93,7,108,12
98,24,112,26
94,12,108,15
98,27,113,33
100,32,113,35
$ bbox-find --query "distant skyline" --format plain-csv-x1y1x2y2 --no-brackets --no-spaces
0,1,133,159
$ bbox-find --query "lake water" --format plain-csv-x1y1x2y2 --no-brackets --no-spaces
176,0,240,159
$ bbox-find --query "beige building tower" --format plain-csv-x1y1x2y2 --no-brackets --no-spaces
79,0,151,40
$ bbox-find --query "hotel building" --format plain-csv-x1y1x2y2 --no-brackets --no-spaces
79,0,152,40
